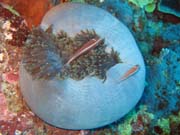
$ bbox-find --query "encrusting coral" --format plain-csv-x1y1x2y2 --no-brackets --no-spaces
0,3,29,47
158,0,180,17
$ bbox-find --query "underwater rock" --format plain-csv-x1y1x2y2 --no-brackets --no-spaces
19,3,145,129
158,0,180,17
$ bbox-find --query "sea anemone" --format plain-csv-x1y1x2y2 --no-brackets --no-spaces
23,27,121,81
19,3,146,129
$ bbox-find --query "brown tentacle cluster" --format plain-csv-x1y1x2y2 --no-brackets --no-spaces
23,27,121,81
23,27,62,80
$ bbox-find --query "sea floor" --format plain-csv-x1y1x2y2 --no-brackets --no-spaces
0,0,180,135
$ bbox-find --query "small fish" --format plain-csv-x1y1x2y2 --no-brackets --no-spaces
65,37,103,66
119,64,140,82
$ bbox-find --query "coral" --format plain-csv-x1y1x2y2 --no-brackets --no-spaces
0,92,15,121
1,82,23,112
146,20,163,37
160,24,180,42
128,0,156,12
141,45,180,118
152,111,180,135
0,111,34,135
0,3,20,16
145,2,156,13
169,111,180,134
138,41,152,56
157,118,170,134
118,113,133,135
85,0,133,26
0,45,9,71
118,105,154,135
0,0,52,28
0,3,29,47
100,0,133,26
158,0,180,17
128,0,153,8
134,17,179,55
4,72,19,84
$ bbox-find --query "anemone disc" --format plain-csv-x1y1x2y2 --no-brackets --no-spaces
19,3,145,129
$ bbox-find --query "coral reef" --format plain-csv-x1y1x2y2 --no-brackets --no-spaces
117,105,154,135
0,0,52,28
128,0,156,13
0,3,29,47
141,45,180,117
128,0,154,8
158,0,180,17
0,0,180,134
85,0,133,26
160,24,180,42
